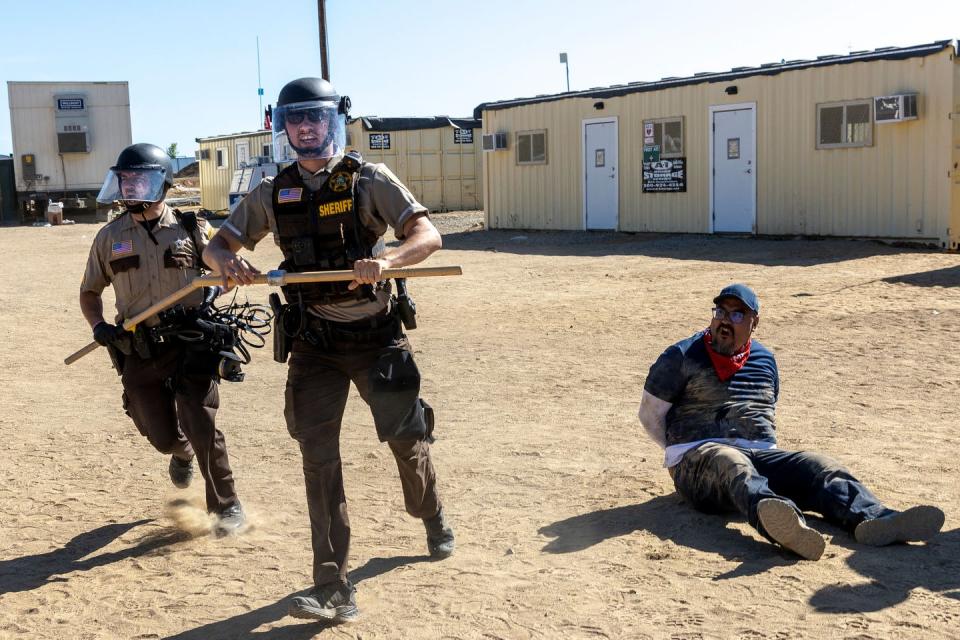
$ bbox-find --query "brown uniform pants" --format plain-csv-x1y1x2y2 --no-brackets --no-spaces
284,331,441,587
121,343,239,514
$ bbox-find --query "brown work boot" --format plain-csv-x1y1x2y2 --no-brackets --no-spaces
757,498,825,561
854,506,945,546
424,507,455,559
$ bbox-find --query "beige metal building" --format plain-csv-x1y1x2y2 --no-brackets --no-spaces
476,40,960,250
195,130,272,211
346,117,483,212
8,81,131,218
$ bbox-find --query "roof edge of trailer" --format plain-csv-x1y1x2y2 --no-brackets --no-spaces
473,39,956,119
352,116,481,131
196,130,273,143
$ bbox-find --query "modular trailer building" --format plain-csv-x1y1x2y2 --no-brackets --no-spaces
8,81,132,220
475,40,960,250
346,117,483,212
197,117,483,214
195,130,273,212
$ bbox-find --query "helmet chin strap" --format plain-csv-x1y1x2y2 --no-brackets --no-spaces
289,139,336,159
123,200,163,216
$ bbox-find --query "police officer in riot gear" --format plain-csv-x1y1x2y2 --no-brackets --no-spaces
79,143,245,536
204,77,455,624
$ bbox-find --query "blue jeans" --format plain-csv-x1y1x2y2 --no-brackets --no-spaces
670,443,890,538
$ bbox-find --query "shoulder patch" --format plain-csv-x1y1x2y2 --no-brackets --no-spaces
277,187,303,203
111,240,134,258
329,171,352,193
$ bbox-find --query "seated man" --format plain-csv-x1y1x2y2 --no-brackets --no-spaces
638,284,944,560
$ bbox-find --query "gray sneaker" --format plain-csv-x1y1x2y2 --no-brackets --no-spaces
288,581,359,624
757,498,826,561
213,503,246,538
854,505,945,546
424,507,455,559
168,455,194,489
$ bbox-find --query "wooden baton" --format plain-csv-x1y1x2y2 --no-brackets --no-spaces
64,265,462,365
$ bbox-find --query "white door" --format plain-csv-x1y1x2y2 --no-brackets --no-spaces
712,107,755,233
584,120,618,229
236,142,250,167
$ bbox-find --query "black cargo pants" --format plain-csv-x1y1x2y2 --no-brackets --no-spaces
121,343,239,514
284,322,441,587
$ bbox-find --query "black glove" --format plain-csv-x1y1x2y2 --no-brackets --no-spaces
93,322,133,355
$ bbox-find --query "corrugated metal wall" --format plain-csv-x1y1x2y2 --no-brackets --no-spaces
197,132,271,211
951,56,960,250
482,49,957,247
346,122,482,212
8,82,131,193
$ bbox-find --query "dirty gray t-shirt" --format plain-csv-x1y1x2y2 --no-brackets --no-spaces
644,331,780,447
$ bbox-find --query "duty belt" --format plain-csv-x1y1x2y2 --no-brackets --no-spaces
301,308,401,347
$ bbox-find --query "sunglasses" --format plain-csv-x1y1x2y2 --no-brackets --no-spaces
285,109,326,125
712,307,750,325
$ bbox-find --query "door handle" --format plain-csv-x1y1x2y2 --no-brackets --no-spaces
744,168,752,174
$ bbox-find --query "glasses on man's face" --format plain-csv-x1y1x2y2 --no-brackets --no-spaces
286,109,326,125
712,307,749,325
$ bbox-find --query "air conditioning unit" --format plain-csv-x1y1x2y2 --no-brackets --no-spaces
874,94,918,123
54,93,91,153
481,132,508,152
197,149,211,160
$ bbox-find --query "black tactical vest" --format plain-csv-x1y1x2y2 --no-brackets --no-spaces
272,151,379,305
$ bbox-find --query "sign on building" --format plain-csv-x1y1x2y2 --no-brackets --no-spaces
642,158,686,192
454,128,473,144
369,133,391,150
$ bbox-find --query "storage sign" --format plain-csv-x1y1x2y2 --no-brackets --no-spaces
57,97,85,110
642,158,686,193
369,133,391,150
454,128,473,144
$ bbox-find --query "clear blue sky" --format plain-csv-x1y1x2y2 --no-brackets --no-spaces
1,0,956,157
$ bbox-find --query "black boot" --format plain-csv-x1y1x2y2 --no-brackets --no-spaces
288,580,359,624
424,507,455,559
168,455,194,489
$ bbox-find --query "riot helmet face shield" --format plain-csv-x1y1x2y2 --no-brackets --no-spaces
96,168,168,205
272,99,346,163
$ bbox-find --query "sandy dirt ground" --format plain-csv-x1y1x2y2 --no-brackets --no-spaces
1,211,958,639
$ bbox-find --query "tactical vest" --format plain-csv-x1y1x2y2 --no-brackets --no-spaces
272,151,379,305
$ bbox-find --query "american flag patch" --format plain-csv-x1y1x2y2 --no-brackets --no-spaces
277,187,303,203
111,240,133,257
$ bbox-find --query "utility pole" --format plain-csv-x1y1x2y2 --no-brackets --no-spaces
318,0,330,81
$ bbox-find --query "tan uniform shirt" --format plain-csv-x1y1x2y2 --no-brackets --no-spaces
222,155,428,323
81,204,212,324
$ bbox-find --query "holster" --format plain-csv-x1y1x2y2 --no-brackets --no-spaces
270,293,291,363
106,343,126,376
132,325,155,360
395,278,417,330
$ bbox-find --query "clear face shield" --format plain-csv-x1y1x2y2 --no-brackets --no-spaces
96,168,167,205
272,99,346,163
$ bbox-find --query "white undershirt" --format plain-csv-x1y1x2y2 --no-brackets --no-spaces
663,438,776,468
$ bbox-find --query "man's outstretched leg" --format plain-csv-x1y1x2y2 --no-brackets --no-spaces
751,449,944,546
671,443,825,560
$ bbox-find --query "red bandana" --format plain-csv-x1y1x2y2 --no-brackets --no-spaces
703,331,751,381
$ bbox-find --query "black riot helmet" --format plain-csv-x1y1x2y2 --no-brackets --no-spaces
97,143,174,207
273,78,351,162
